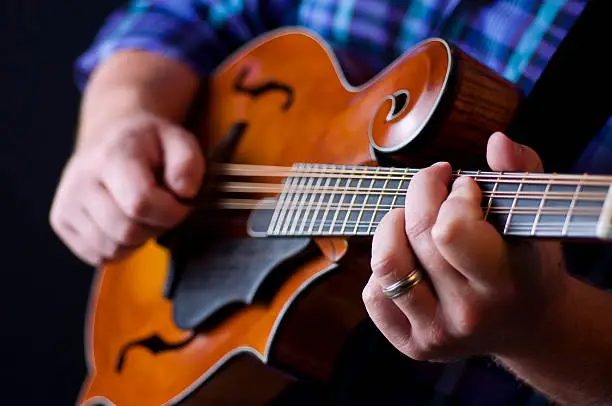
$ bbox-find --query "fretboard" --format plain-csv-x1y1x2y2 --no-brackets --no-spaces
261,163,612,240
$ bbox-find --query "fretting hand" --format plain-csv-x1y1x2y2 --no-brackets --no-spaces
362,132,569,361
50,112,205,266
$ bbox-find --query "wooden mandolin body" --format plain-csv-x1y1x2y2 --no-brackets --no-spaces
79,28,523,406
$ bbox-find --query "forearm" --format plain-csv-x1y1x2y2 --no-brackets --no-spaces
76,50,200,149
496,276,612,405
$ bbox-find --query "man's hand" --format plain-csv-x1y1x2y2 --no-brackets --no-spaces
50,112,205,266
362,132,569,361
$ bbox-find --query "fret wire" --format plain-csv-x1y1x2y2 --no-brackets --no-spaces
299,169,323,234
295,219,599,228
277,219,600,236
503,174,524,235
292,220,599,228
283,167,302,235
368,168,389,234
294,220,595,231
282,165,305,235
264,204,604,214
340,167,365,235
473,169,482,184
531,182,551,236
353,167,378,234
562,177,584,236
275,168,300,235
484,172,501,220
289,165,313,235
307,170,331,234
327,168,352,234
267,172,292,235
387,168,408,216
316,168,342,234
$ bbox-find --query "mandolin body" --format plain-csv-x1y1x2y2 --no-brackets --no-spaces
79,28,523,406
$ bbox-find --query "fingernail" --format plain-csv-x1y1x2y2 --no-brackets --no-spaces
513,139,527,156
451,175,469,190
432,161,449,168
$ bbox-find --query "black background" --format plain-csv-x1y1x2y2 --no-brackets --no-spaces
1,0,122,403
2,0,611,404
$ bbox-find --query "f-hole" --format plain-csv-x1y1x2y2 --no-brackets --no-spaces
233,66,295,111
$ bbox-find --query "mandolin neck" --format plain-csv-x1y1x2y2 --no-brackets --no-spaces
244,163,612,241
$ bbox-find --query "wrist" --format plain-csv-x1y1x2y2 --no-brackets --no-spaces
75,50,200,151
494,272,576,361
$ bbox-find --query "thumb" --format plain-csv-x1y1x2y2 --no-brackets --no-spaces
158,125,206,198
487,132,544,173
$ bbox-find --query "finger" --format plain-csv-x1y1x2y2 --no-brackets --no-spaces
432,176,507,290
362,275,414,355
101,153,190,228
54,220,102,266
86,181,159,247
404,162,466,295
159,126,206,199
69,207,120,259
487,132,544,172
371,208,438,328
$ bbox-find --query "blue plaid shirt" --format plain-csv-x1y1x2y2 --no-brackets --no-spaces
75,1,611,405
75,0,612,176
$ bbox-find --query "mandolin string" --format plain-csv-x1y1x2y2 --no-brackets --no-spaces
215,163,612,185
260,220,596,231
217,162,612,179
194,164,612,230
213,200,605,214
217,182,609,200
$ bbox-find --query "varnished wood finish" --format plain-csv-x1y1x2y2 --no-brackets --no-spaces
374,47,523,169
79,29,524,405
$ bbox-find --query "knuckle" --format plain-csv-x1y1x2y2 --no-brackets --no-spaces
105,128,147,159
103,242,121,259
115,221,141,245
405,344,428,361
370,255,396,279
431,212,461,246
361,282,380,305
404,215,433,241
452,304,481,338
49,207,62,231
123,188,154,219
79,249,102,267
169,157,196,184
361,285,373,304
416,327,452,359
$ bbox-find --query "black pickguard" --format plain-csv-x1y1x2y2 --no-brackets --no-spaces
169,237,317,330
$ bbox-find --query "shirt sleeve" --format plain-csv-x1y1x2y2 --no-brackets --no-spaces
74,0,300,90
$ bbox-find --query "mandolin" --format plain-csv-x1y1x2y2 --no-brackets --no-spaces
78,28,612,406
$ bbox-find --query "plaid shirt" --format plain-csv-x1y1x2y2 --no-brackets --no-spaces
75,1,610,405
